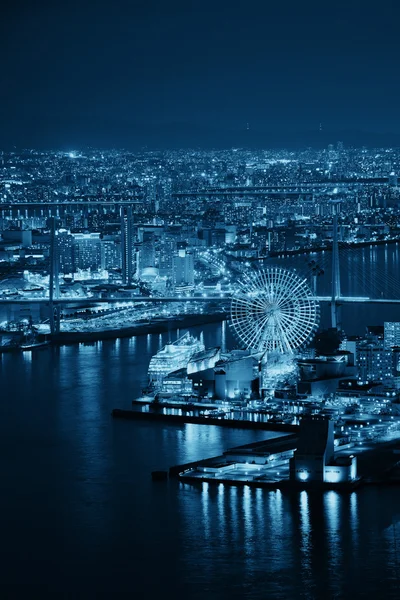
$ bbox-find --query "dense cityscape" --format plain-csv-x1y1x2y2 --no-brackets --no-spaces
4,0,400,597
2,144,400,489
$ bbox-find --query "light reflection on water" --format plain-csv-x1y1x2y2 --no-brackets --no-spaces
324,491,342,596
178,483,400,598
1,244,400,596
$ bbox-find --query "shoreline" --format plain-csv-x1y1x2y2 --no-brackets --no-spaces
170,434,400,492
265,236,400,259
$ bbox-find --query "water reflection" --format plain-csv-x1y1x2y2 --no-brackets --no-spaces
218,483,225,542
201,482,210,540
350,492,358,554
230,487,239,543
177,484,400,598
22,350,32,365
4,328,400,596
243,485,253,543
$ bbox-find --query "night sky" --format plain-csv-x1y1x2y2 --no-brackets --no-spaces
1,0,400,149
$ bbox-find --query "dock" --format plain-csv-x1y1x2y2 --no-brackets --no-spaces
111,408,298,432
170,434,400,492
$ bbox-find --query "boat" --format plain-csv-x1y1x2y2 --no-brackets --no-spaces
269,415,285,424
20,340,51,351
0,331,51,353
201,409,228,419
147,332,205,382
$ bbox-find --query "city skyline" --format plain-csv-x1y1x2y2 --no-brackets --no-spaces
4,3,400,597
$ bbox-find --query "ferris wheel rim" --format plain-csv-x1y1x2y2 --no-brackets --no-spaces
230,267,319,353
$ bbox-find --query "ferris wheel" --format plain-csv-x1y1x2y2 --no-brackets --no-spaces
230,267,319,354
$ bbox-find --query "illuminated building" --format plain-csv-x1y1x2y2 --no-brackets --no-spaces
158,234,176,278
120,206,136,284
214,351,258,400
357,335,391,383
187,348,221,398
100,238,121,270
57,230,74,273
291,417,357,483
297,354,356,398
139,231,156,276
173,245,194,286
72,233,102,271
384,322,400,349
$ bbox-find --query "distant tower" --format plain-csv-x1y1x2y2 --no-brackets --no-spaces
120,206,135,285
319,123,323,132
331,213,341,331
246,123,250,130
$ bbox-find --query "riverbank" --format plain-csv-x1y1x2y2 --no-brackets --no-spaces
265,236,400,259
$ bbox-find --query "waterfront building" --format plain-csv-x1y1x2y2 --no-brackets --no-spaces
290,417,357,483
214,351,258,400
297,354,357,398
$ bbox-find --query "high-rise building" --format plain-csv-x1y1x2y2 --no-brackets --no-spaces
384,322,400,349
72,233,102,270
357,335,391,383
173,246,194,286
139,232,156,274
101,239,121,270
120,206,136,284
159,233,176,279
57,230,74,273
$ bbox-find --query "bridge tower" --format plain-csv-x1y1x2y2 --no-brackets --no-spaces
331,214,341,330
49,217,61,335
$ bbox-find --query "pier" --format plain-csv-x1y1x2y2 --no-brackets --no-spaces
111,408,298,432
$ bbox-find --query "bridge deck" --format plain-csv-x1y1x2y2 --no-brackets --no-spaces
0,296,399,305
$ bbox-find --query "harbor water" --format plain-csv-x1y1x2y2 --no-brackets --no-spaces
1,321,400,598
2,244,400,598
